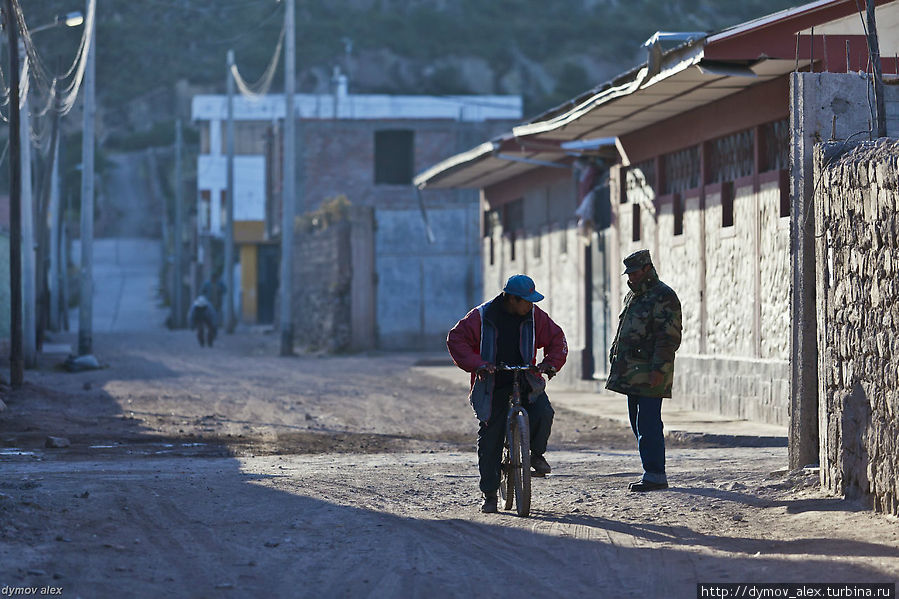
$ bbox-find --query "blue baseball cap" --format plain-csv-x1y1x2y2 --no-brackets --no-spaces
503,274,544,302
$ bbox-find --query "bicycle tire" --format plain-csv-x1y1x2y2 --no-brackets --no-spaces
512,411,531,517
500,447,514,510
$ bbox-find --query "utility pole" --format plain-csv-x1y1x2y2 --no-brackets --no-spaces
6,0,23,387
279,0,296,356
225,49,236,334
78,0,95,357
19,41,36,367
48,108,62,332
866,0,887,138
173,118,184,328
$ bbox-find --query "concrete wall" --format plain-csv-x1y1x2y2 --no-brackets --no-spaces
376,204,481,350
815,139,899,515
294,118,513,351
791,71,899,467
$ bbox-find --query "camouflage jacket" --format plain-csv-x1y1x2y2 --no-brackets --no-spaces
606,269,682,398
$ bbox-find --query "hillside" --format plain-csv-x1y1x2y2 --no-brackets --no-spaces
30,0,801,138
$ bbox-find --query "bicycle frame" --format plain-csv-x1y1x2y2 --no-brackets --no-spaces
497,363,534,516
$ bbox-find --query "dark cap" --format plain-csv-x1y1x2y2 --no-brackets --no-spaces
622,249,653,275
503,274,544,302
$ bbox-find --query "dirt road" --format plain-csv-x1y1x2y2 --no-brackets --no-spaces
1,332,896,598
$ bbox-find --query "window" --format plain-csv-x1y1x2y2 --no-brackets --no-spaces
779,170,790,218
199,122,211,154
626,159,656,203
632,203,641,242
673,193,683,236
222,122,269,155
708,130,754,184
199,189,211,230
762,119,789,172
663,146,701,193
721,182,734,228
502,199,524,233
374,130,414,184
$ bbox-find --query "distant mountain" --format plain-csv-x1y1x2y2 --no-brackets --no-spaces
30,0,800,140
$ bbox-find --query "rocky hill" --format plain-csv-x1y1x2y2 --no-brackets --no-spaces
31,0,799,141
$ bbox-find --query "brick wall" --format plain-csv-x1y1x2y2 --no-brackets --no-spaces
815,139,899,515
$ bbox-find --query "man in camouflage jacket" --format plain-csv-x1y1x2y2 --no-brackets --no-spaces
607,249,682,492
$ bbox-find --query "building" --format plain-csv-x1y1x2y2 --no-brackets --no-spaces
191,82,521,348
415,0,899,433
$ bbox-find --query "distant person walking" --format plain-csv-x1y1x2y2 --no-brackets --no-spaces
188,295,218,348
607,249,682,492
447,274,568,513
201,273,227,326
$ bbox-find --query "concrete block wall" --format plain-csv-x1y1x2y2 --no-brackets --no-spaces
815,139,899,515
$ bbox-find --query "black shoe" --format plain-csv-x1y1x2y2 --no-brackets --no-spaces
628,481,669,492
627,479,643,490
531,454,552,476
481,493,498,513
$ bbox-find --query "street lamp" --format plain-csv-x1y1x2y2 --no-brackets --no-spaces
30,11,83,34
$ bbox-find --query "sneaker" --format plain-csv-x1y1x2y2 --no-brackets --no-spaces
628,480,668,492
481,493,498,513
531,454,552,476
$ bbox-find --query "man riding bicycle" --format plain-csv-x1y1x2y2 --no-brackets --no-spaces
447,274,568,513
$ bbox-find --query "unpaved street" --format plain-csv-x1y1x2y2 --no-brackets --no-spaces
1,332,897,598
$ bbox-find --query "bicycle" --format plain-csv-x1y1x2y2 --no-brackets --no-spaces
496,363,554,517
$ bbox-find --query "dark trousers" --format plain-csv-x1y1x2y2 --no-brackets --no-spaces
194,311,217,347
477,387,554,494
627,395,667,484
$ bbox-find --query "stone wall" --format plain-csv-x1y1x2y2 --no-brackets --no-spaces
612,171,791,425
293,217,353,353
815,139,899,515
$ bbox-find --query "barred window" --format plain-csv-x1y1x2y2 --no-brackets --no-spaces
708,129,754,184
663,145,701,194
762,119,789,172
673,193,684,236
626,159,656,203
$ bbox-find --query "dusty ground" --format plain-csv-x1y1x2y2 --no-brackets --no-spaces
1,331,896,598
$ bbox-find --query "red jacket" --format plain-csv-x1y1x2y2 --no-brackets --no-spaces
447,295,568,420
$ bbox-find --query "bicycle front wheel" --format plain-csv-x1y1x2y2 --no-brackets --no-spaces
500,446,514,510
510,410,531,517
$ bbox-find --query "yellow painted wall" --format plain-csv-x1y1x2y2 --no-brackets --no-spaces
240,244,258,322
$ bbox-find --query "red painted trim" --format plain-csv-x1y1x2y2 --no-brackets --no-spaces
656,192,675,206
758,170,784,185
704,0,893,61
484,166,571,208
618,77,789,166
734,174,755,190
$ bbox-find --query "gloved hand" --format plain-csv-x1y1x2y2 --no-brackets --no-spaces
475,363,495,380
537,362,557,380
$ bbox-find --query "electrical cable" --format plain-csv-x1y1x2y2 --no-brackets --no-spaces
231,8,286,101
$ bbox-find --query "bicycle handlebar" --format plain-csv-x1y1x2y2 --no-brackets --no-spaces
496,363,538,371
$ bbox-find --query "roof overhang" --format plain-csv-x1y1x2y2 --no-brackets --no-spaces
415,0,894,190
